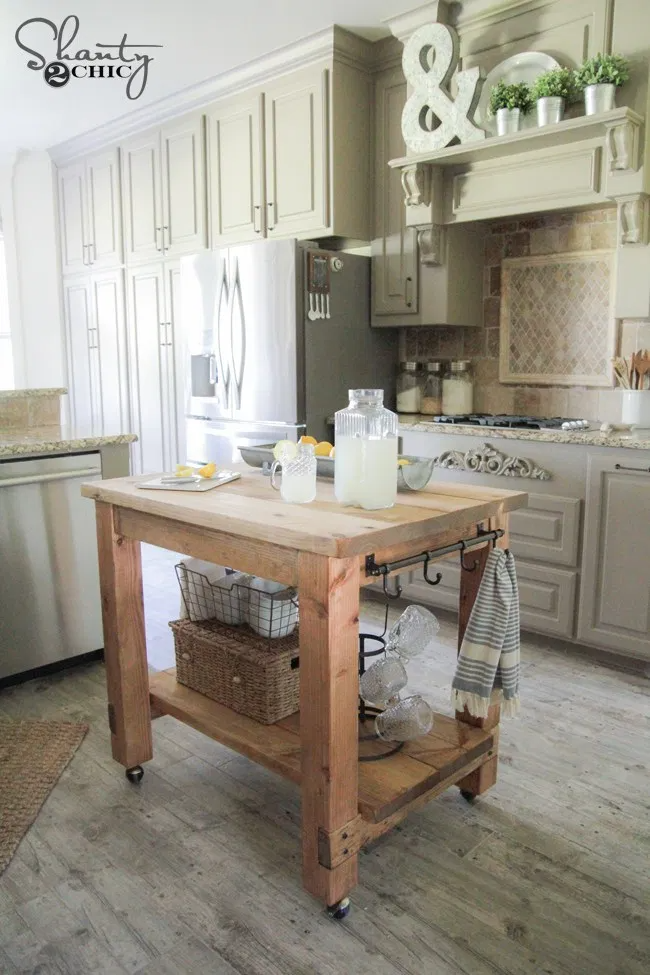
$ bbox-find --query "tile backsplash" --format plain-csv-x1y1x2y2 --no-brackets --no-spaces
403,206,648,421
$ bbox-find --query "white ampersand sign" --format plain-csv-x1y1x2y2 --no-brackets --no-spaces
401,23,485,153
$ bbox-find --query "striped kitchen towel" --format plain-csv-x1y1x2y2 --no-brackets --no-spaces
452,548,520,718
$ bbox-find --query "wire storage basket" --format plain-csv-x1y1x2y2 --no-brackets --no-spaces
175,563,299,639
169,618,300,724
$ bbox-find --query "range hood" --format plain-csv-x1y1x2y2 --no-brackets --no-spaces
384,0,650,320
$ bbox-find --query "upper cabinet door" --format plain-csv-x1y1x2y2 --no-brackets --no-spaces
126,263,167,473
121,130,164,265
58,163,89,275
63,276,94,429
160,114,207,257
91,269,129,434
264,67,329,238
207,92,265,246
577,454,650,660
85,149,122,269
372,67,418,319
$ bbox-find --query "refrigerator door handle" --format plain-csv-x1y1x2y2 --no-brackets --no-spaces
216,259,231,412
230,257,246,412
208,354,217,386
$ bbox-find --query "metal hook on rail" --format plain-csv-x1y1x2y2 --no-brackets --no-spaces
422,557,442,587
382,573,403,600
459,539,479,572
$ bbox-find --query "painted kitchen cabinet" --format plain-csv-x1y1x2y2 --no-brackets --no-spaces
578,453,650,659
126,262,185,474
58,150,122,274
372,66,418,319
264,67,328,238
371,65,483,327
63,270,129,436
206,92,265,245
122,115,206,265
207,55,371,246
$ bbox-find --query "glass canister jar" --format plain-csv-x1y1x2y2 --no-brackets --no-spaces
396,362,423,414
442,360,474,415
420,361,443,415
334,389,398,510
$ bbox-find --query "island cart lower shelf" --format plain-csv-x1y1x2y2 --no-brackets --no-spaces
149,669,496,828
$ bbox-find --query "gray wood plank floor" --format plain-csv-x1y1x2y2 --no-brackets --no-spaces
1,547,648,974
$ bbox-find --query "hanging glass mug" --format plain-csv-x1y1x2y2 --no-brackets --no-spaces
270,442,317,504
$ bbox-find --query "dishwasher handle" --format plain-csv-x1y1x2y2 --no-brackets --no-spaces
0,467,102,489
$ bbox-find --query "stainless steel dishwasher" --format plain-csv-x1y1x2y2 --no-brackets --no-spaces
0,451,104,681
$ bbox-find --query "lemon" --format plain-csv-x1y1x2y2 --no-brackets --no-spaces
397,458,411,467
299,435,318,446
273,440,298,462
314,441,333,457
175,464,194,477
198,462,217,478
329,446,336,459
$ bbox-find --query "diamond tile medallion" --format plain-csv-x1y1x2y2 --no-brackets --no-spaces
499,250,615,386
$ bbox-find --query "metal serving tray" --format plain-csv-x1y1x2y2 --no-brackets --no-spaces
239,444,435,490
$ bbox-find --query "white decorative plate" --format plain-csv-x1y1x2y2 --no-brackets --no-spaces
476,51,561,135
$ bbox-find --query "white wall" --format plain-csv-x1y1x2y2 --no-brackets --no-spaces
1,151,65,390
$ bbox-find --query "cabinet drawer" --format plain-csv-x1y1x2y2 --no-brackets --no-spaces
509,493,581,567
516,562,577,638
402,556,577,639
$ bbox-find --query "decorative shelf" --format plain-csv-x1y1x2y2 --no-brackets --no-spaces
149,668,494,826
389,107,643,172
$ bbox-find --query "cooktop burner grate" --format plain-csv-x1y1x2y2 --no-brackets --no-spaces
430,414,589,430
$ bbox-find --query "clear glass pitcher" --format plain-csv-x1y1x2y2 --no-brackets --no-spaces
334,389,398,510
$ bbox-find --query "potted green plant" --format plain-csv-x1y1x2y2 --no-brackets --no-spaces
574,53,630,116
488,80,533,136
531,67,574,126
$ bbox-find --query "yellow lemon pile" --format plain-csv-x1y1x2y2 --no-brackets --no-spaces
299,435,335,458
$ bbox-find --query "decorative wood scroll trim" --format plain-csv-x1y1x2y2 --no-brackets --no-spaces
617,193,650,246
605,117,640,174
417,226,445,265
401,163,432,207
433,443,551,480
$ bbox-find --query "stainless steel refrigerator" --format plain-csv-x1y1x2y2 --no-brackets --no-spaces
181,239,397,466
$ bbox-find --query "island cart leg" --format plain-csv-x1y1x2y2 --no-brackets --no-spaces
456,514,509,799
95,501,152,775
298,553,361,912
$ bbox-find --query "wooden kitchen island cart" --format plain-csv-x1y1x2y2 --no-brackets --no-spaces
81,469,527,915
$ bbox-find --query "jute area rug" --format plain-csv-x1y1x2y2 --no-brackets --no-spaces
0,719,87,875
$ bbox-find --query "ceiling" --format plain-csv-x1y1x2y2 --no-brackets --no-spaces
1,0,412,156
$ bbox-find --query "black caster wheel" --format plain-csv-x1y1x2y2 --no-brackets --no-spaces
126,766,144,784
327,897,350,920
460,790,476,803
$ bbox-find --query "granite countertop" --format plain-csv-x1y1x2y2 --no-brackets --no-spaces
398,416,650,451
0,387,67,400
0,427,138,459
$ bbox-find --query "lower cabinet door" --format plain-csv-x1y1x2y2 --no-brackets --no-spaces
578,454,650,659
402,556,577,639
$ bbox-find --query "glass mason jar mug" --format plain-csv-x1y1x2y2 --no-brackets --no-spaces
270,442,317,503
334,389,398,510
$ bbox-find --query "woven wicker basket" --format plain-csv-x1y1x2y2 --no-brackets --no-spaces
169,618,299,724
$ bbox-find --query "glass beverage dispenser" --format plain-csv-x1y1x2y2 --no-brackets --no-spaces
334,389,398,510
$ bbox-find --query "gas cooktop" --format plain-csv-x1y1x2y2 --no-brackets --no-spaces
431,414,590,431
